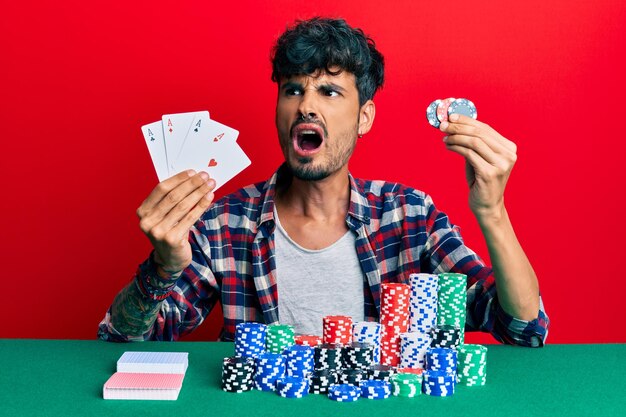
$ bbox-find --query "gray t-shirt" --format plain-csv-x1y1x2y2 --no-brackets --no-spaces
274,207,365,335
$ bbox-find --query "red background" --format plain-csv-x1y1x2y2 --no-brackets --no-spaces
1,0,625,343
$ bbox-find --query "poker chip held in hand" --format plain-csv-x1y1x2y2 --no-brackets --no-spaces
426,98,478,128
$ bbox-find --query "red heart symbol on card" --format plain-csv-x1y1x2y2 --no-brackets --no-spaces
208,159,218,167
213,133,224,142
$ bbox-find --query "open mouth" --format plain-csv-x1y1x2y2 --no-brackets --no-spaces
292,123,325,155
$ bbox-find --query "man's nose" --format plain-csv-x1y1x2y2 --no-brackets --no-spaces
297,91,318,120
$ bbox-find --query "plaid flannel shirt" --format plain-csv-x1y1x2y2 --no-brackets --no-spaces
99,165,549,346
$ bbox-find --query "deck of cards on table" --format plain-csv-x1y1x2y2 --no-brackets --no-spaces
141,111,251,190
103,351,189,400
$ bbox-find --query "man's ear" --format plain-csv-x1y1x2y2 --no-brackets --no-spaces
358,100,376,136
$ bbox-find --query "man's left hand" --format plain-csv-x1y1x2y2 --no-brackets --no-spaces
439,113,518,223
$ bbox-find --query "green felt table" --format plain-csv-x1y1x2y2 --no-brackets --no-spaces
0,340,624,417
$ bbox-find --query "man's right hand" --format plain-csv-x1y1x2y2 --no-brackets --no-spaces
137,170,216,276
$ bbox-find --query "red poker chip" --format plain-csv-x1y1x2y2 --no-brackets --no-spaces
322,315,353,344
380,282,410,336
378,284,412,367
397,367,424,375
380,348,400,366
436,97,456,123
294,334,323,346
381,283,410,293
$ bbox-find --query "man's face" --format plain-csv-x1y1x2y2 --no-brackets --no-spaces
275,69,362,181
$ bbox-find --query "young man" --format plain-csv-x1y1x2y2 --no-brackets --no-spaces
99,17,549,346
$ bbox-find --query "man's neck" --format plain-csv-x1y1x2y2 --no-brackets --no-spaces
276,165,351,221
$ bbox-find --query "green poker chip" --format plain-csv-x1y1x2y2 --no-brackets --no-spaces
266,324,295,354
456,344,487,386
391,373,422,397
437,273,467,343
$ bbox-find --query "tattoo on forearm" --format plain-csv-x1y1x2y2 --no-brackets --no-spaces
110,281,161,336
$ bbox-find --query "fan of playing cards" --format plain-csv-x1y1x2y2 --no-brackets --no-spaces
141,111,251,190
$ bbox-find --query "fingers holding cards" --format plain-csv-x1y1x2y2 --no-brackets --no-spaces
157,173,216,232
138,110,250,272
137,171,216,272
139,170,196,215
137,171,213,230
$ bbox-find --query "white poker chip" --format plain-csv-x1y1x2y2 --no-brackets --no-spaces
426,99,442,128
448,98,477,120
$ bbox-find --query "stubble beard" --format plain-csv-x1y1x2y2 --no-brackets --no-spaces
285,121,359,182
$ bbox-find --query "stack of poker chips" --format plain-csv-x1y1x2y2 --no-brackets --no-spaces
399,331,431,368
408,273,438,334
367,364,396,382
436,273,468,343
341,342,375,370
266,324,295,354
310,343,341,392
391,373,423,397
338,368,367,385
430,324,462,348
421,347,457,397
254,353,286,391
221,356,256,393
327,383,361,402
323,315,353,344
294,334,323,346
309,369,338,394
275,376,310,398
379,283,410,366
422,370,456,397
425,347,458,374
284,345,314,377
234,322,267,358
313,343,342,371
359,380,392,399
426,97,478,129
223,281,488,399
456,344,487,386
352,321,382,364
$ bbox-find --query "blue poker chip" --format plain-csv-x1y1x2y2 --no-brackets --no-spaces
254,352,286,391
285,345,314,377
426,99,442,128
328,383,360,402
448,98,477,120
359,380,391,399
425,347,457,373
234,322,268,358
422,370,456,396
276,376,310,398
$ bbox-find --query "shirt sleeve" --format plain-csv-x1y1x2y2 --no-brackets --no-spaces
421,194,550,347
97,231,220,342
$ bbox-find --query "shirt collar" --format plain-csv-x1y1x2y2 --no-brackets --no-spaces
257,164,372,229
347,174,371,225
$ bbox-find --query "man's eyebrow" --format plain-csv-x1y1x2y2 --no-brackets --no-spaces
318,82,347,92
280,81,302,91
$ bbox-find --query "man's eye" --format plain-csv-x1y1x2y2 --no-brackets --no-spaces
323,89,339,97
285,88,302,96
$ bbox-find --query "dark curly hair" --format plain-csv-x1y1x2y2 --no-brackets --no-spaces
271,17,385,106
